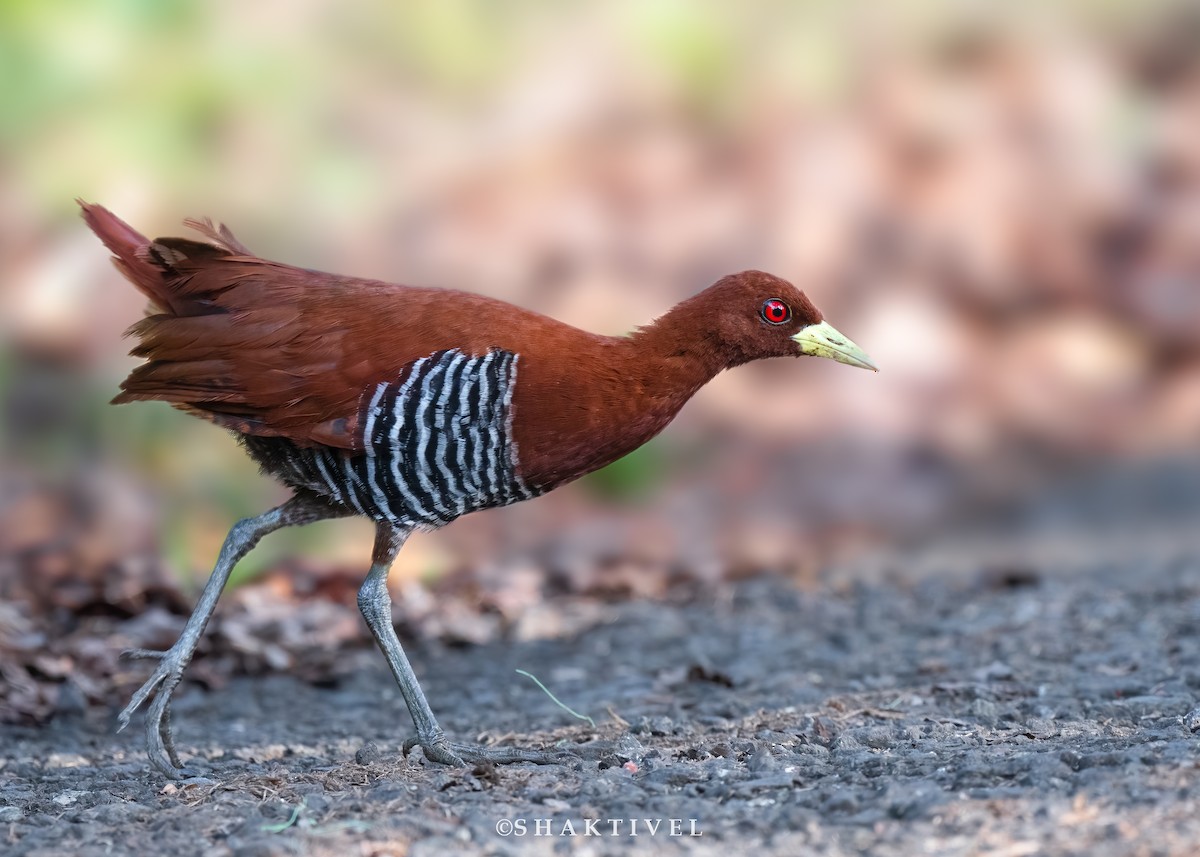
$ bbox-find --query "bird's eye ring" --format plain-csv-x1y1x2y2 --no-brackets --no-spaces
760,298,791,325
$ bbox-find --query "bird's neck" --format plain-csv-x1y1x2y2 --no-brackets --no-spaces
620,336,726,409
513,296,735,491
573,306,732,468
624,293,735,392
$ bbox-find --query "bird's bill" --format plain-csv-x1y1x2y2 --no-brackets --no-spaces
792,321,878,372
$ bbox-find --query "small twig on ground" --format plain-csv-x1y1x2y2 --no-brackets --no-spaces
261,801,304,834
515,669,595,727
607,705,630,727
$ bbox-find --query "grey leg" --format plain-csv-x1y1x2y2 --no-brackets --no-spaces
359,523,573,766
119,493,343,777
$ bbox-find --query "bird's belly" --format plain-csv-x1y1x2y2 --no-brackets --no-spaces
242,435,538,527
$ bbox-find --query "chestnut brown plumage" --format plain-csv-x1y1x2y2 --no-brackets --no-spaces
82,200,876,777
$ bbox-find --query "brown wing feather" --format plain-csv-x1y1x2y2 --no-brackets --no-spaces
83,201,611,452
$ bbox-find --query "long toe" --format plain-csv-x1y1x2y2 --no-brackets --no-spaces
450,742,576,766
144,677,187,777
121,648,170,661
159,698,183,770
119,647,193,775
117,648,190,730
403,736,575,767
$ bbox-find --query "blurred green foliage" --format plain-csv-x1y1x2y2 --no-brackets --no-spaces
580,439,669,504
0,0,1160,219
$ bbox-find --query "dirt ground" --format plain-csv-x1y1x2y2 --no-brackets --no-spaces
5,462,1200,857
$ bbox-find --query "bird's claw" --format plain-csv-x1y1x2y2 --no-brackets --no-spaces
401,734,575,767
117,645,193,778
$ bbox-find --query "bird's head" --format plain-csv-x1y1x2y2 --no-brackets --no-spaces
701,270,877,371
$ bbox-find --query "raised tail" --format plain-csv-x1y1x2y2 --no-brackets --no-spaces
80,200,269,414
77,200,174,314
79,199,256,317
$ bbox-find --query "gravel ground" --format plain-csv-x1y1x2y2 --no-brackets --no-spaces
5,469,1200,856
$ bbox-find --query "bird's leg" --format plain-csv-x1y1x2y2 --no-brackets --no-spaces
119,493,342,777
359,523,573,767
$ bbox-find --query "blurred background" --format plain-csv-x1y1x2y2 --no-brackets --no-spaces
3,0,1200,720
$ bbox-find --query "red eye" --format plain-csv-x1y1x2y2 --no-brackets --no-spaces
761,298,791,325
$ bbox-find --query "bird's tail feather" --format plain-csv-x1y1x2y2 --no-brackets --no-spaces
77,199,174,313
78,200,255,315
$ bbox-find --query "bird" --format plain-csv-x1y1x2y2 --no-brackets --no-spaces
80,199,877,778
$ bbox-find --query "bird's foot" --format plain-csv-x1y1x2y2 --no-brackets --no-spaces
118,646,197,778
401,733,575,767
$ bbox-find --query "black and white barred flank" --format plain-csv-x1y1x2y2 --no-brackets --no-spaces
247,349,539,528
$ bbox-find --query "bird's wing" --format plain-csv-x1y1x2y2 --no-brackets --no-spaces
86,204,562,450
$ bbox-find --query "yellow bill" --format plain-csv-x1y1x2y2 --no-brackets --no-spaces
792,320,877,371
